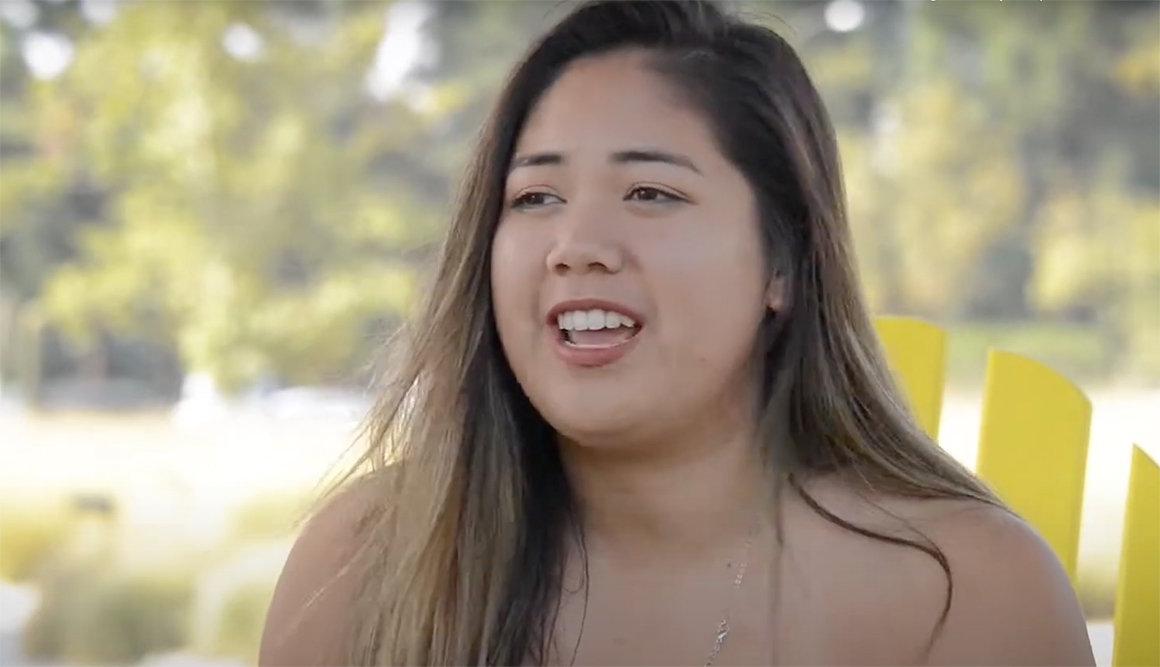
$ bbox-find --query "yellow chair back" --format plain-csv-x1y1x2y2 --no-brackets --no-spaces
976,350,1092,583
873,316,947,439
872,317,1159,659
1112,445,1159,667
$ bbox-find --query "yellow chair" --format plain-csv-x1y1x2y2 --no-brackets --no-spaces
874,319,1151,660
873,316,948,439
1113,445,1159,667
976,350,1091,584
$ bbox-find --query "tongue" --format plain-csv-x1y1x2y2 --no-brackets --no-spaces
570,328,636,346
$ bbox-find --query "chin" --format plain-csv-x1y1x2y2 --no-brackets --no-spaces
537,396,647,446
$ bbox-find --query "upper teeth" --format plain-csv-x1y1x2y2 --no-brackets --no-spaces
558,309,637,331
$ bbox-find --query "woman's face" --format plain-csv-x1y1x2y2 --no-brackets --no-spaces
490,49,781,447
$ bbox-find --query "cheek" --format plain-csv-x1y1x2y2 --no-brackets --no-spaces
660,222,766,311
649,229,768,367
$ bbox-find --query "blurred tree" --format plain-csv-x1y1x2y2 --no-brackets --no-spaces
1030,162,1160,380
1,0,1156,396
24,560,195,664
0,0,562,395
808,0,1158,380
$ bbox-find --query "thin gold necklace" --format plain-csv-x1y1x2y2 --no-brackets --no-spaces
566,514,761,667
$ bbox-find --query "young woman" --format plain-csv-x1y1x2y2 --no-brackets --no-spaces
260,2,1095,665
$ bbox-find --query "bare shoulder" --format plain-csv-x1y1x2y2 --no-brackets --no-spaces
881,494,1096,666
788,475,1094,666
920,501,1094,666
259,473,387,667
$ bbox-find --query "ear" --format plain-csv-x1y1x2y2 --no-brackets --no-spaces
765,272,786,313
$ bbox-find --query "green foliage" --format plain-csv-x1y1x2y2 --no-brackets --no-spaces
0,496,74,582
24,560,195,664
188,539,292,663
893,79,1025,317
4,0,445,391
947,321,1111,388
199,580,278,663
228,490,313,541
1029,167,1160,381
812,2,1159,383
1,0,1157,391
6,485,299,665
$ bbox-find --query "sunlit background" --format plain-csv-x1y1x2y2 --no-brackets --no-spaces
0,1,1157,665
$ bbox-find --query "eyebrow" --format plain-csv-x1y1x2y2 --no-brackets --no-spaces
508,148,703,176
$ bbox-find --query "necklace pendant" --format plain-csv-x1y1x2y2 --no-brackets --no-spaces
715,624,729,642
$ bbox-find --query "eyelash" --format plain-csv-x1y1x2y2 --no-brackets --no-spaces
509,186,685,210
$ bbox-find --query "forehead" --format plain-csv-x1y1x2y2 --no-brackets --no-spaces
513,50,724,167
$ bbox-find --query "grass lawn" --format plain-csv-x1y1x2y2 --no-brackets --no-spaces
0,388,1155,663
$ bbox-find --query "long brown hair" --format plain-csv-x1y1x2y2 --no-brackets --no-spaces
311,1,1011,664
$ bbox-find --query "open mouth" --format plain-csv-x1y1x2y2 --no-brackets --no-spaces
555,308,642,348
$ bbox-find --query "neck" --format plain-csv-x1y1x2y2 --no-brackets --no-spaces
557,414,772,564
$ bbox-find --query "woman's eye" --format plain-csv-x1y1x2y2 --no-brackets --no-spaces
626,186,683,204
510,191,562,209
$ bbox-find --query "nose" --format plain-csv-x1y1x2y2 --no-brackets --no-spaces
545,207,625,275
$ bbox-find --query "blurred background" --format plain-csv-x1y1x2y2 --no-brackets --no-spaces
0,0,1156,665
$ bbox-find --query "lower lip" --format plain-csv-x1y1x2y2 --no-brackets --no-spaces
549,326,642,368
